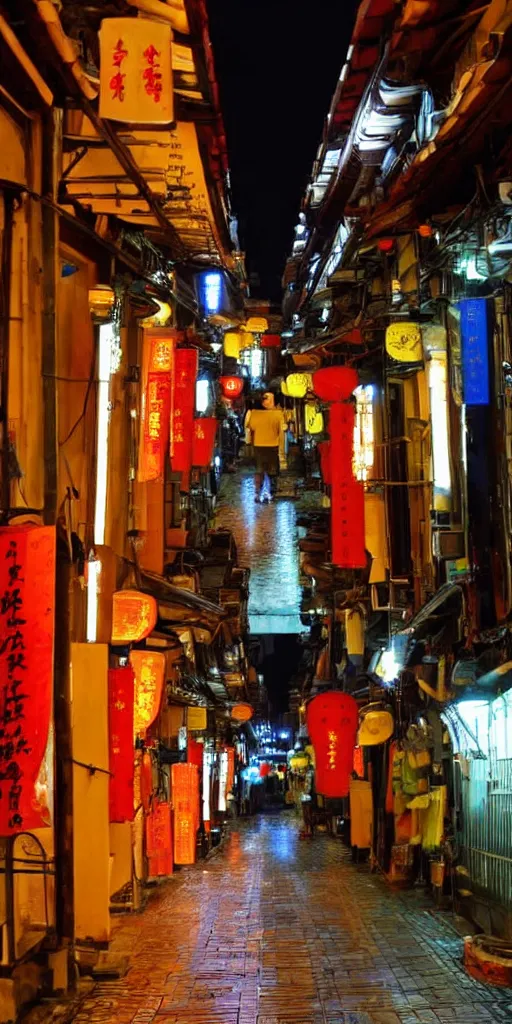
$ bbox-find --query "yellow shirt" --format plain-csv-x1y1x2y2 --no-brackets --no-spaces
247,409,285,447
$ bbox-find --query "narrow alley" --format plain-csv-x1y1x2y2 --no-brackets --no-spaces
27,815,512,1024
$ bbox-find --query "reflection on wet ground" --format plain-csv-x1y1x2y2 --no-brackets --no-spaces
214,469,303,634
41,814,512,1024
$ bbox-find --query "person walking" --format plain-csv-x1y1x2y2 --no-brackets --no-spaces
244,391,286,502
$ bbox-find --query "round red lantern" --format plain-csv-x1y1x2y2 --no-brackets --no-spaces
378,238,395,252
219,376,244,399
306,690,359,798
312,366,359,403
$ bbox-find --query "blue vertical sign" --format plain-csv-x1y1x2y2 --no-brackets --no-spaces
459,298,489,405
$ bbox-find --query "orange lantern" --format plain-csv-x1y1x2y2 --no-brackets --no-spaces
418,223,433,238
231,703,254,722
130,650,165,737
112,590,158,644
219,376,244,399
312,366,358,402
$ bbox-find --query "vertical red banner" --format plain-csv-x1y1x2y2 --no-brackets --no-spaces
140,331,175,482
146,800,173,876
108,666,135,822
192,417,217,468
0,526,55,835
330,402,365,568
307,691,359,798
170,348,198,485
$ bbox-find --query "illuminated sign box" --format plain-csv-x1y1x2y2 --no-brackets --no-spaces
459,298,489,405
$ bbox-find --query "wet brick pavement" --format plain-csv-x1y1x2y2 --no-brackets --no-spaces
33,815,512,1024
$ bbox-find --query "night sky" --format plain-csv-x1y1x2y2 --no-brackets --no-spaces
207,0,360,300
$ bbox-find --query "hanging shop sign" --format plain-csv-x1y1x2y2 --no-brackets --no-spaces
245,317,268,334
358,704,394,746
231,703,254,722
312,366,358,402
0,526,55,835
317,440,331,485
459,298,489,405
112,590,158,644
330,403,366,568
139,331,175,482
385,322,422,363
219,376,244,399
306,691,359,798
171,348,198,484
146,800,173,877
108,666,135,823
192,417,217,467
226,746,235,796
285,372,313,398
261,334,281,348
187,736,204,768
223,332,243,359
99,18,173,124
187,706,207,731
130,650,165,738
172,762,199,865
305,403,324,434
218,750,229,811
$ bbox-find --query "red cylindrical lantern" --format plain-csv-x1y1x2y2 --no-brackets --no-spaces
312,366,358,402
192,417,217,467
317,440,331,486
219,375,244,399
329,402,366,568
306,691,359,798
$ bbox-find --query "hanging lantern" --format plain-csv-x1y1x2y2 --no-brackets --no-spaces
285,372,313,398
245,316,268,333
231,703,254,722
223,331,243,358
192,417,217,468
377,238,395,253
112,590,158,644
281,378,290,397
306,691,359,798
418,224,433,238
305,403,324,434
130,650,166,738
385,322,422,362
219,375,244,399
261,333,281,348
88,284,115,323
312,366,358,402
108,666,135,823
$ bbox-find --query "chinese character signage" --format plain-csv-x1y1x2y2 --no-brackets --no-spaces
99,18,173,124
130,650,165,738
459,298,489,405
108,667,135,823
139,331,175,482
170,348,198,485
192,417,217,468
0,526,55,836
330,403,365,568
385,322,422,363
146,800,173,877
306,691,359,798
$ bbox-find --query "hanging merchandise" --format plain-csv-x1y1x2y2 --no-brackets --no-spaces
223,332,243,359
139,331,175,482
306,691,359,798
146,800,173,877
285,372,313,398
108,666,135,823
305,403,324,434
192,417,217,467
219,376,244,399
317,440,331,485
358,703,394,746
353,745,365,778
345,608,365,658
349,778,373,849
130,650,165,739
170,348,199,486
112,591,158,644
312,365,358,402
99,18,173,124
330,402,366,568
172,762,199,865
0,525,56,835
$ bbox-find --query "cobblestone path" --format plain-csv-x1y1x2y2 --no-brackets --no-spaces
39,815,512,1024
214,469,303,634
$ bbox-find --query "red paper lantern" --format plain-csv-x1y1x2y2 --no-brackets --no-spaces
261,334,281,349
312,366,359,402
108,666,135,822
306,691,359,798
330,402,366,568
192,417,217,467
219,375,244,399
378,238,395,252
317,440,331,486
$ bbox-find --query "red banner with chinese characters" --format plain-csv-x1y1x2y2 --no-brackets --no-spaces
171,762,199,865
307,691,359,798
192,418,217,468
140,331,175,482
146,800,173,877
170,349,198,488
108,667,135,823
329,402,365,568
0,526,55,835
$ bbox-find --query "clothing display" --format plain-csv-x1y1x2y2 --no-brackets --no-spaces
350,779,373,849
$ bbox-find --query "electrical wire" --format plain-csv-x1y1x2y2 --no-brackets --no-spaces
58,344,97,448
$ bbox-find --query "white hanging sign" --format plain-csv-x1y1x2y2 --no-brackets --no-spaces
99,18,173,125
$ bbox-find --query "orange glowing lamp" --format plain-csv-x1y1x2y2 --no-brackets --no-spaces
130,650,166,737
219,375,244,399
111,590,158,644
231,703,254,722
